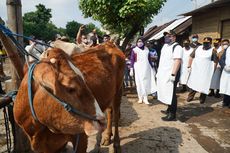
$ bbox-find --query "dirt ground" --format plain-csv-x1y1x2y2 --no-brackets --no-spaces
0,86,230,153
98,88,230,153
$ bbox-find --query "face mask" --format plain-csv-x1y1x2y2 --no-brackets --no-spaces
214,43,219,48
192,38,198,42
164,37,171,44
184,43,190,48
203,42,211,49
137,42,144,48
223,45,229,49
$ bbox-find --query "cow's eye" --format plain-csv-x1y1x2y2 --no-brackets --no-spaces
67,88,75,93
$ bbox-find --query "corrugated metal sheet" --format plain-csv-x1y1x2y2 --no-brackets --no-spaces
149,16,191,40
173,17,192,34
182,0,230,16
143,20,175,41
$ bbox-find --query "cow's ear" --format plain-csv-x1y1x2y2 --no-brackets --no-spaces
34,63,58,95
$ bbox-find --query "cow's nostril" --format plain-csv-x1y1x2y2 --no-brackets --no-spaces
96,116,106,129
96,116,106,123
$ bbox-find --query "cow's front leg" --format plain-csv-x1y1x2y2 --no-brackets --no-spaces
101,107,113,146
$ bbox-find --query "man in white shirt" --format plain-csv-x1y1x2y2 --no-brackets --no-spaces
25,36,45,62
219,39,230,108
187,37,218,104
157,30,183,121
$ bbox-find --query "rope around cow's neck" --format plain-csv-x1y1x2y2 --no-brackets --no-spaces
28,61,100,122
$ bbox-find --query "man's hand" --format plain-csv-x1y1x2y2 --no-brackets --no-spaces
187,67,192,73
168,74,176,82
224,66,230,72
80,25,85,31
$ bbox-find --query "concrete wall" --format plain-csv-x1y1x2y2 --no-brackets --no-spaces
191,6,230,42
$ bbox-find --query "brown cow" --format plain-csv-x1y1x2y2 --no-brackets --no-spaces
13,48,106,153
15,42,125,153
41,42,125,152
70,42,125,153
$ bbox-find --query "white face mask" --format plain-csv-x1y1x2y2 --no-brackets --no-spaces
192,38,198,42
223,45,229,49
137,42,144,48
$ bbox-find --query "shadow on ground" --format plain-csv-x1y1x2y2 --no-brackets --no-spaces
120,127,182,153
177,103,214,122
119,96,139,127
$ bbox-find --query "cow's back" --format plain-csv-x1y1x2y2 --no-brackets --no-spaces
71,42,125,111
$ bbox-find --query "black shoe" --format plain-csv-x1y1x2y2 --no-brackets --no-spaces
180,88,186,93
161,113,176,121
214,93,221,98
200,99,205,104
180,85,187,93
161,110,169,115
223,103,229,107
208,90,215,97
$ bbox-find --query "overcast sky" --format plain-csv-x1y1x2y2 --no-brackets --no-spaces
0,0,211,31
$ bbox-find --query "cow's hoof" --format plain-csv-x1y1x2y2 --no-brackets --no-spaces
101,138,111,146
110,146,121,153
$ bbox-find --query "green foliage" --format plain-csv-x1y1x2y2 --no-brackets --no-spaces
23,4,52,24
23,4,58,42
66,21,82,39
79,0,166,47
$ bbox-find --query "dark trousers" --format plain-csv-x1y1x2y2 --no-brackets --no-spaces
188,89,207,103
223,95,230,106
182,84,187,90
0,82,4,93
124,66,133,88
167,80,178,115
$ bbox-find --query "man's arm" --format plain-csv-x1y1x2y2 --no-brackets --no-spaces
212,50,219,70
76,25,84,44
188,50,195,68
171,59,181,75
187,57,193,68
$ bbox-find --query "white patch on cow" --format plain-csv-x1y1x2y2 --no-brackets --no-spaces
62,142,74,153
67,60,85,81
94,100,105,118
50,58,56,63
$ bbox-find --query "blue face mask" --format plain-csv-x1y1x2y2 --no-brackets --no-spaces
164,36,171,44
192,38,198,42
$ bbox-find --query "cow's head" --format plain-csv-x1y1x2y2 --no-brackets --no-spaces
33,48,105,136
